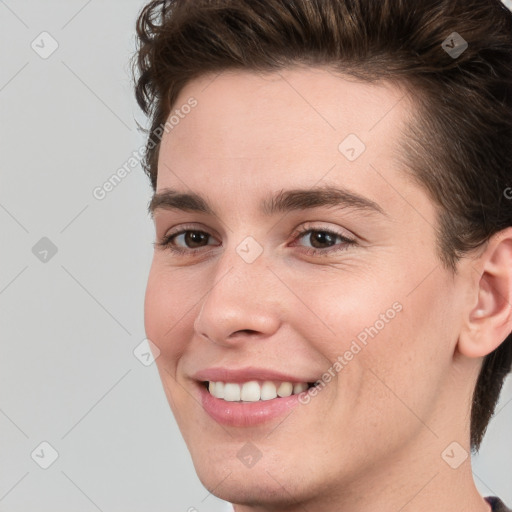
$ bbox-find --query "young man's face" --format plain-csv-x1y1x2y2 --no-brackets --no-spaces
144,67,480,507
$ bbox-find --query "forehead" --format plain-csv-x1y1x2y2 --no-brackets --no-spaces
155,66,421,217
161,66,409,159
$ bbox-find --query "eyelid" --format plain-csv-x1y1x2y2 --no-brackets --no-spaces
289,221,356,242
163,223,218,240
161,221,355,241
288,224,357,256
155,221,358,255
156,223,220,253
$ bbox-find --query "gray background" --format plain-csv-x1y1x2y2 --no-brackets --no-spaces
0,1,511,511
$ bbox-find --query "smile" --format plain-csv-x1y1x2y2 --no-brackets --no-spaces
197,380,320,427
205,380,315,402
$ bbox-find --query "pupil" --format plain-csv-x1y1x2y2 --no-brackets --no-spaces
311,232,334,248
186,231,207,248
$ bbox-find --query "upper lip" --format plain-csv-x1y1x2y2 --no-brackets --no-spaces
192,366,317,384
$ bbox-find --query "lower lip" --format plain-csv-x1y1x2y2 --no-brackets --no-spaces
198,383,308,427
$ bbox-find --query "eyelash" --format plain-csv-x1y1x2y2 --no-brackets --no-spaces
154,224,357,257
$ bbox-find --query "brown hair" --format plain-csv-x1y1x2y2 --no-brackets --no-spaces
132,0,512,451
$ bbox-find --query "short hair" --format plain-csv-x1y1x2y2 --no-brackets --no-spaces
132,0,512,452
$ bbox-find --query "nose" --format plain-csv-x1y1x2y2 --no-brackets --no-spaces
193,243,282,347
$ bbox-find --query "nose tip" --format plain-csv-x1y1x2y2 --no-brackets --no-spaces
193,263,282,347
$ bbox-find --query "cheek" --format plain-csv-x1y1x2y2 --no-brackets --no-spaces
310,263,457,399
144,267,195,421
300,270,403,352
353,272,458,418
144,266,191,362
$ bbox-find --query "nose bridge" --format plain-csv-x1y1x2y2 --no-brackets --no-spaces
193,236,281,344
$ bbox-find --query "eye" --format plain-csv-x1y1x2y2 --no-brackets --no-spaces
290,226,356,256
154,226,218,255
154,224,357,257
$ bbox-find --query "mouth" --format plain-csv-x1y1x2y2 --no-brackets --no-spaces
202,380,317,402
192,367,322,426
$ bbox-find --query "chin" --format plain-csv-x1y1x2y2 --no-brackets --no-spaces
194,465,305,508
187,442,322,508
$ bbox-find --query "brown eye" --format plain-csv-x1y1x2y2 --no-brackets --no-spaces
155,226,220,255
304,231,338,249
292,227,356,256
177,231,210,248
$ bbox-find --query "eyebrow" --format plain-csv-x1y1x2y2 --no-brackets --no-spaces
148,185,386,218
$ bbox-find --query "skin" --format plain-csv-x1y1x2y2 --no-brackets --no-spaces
144,66,512,512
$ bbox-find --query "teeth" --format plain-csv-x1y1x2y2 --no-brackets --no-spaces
293,382,308,394
206,380,310,401
277,382,294,397
223,383,241,401
260,381,277,401
215,381,225,399
241,381,260,401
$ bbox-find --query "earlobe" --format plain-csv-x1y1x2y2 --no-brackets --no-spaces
458,227,512,359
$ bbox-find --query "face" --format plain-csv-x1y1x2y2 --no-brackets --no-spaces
144,67,473,507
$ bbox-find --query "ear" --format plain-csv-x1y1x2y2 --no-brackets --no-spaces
458,227,512,358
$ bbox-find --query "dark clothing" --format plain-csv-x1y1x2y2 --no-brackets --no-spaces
485,496,512,512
